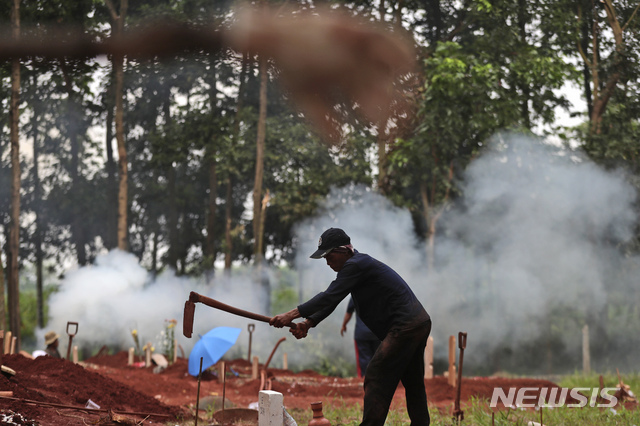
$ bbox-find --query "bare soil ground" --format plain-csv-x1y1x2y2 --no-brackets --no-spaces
0,352,634,425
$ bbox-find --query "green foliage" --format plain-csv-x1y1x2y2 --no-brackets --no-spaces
270,266,299,311
16,280,59,350
161,319,177,364
559,371,640,393
3,0,640,360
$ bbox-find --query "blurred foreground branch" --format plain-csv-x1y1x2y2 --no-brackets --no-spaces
0,8,416,142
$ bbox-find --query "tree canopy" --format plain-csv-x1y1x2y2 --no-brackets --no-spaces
1,0,639,349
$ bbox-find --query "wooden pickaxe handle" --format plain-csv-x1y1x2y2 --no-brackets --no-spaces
183,291,295,338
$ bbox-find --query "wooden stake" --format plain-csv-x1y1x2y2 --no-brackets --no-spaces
252,355,259,380
218,361,226,383
173,338,178,362
448,335,456,387
283,353,288,370
4,331,12,355
73,346,78,363
145,343,152,367
10,337,16,355
582,325,590,374
424,336,434,379
128,348,134,365
222,362,227,424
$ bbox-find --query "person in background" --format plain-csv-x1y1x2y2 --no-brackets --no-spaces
341,296,380,377
44,331,61,358
270,227,432,426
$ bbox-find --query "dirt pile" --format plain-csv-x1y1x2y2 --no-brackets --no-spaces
0,353,181,425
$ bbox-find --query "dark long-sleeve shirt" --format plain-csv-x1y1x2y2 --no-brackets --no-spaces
298,252,429,341
347,297,379,341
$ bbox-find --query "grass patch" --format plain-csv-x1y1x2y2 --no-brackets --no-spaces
168,372,640,425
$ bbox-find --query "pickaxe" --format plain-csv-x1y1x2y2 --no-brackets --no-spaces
183,291,295,338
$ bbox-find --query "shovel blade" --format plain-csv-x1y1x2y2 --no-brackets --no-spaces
183,300,196,338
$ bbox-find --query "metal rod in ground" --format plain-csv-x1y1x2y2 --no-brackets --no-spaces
0,395,170,418
222,361,227,424
195,357,203,426
540,405,543,425
453,332,467,422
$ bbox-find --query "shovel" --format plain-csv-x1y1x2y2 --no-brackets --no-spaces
247,324,255,361
66,321,79,361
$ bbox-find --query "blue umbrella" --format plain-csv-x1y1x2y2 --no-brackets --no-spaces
188,326,242,376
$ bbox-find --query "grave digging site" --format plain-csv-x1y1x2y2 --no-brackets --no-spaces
0,346,637,426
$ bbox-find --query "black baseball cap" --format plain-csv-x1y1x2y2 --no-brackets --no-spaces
310,228,351,259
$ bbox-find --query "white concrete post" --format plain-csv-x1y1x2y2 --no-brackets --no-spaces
128,347,135,365
258,390,283,426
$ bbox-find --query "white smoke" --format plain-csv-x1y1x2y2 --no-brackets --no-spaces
292,133,640,374
41,250,297,367
41,133,640,375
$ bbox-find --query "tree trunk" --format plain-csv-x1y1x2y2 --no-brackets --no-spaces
224,178,233,274
225,53,249,274
164,92,179,271
376,118,388,194
420,182,435,272
581,0,634,135
115,47,128,251
204,54,219,278
105,69,117,250
8,0,21,348
31,85,44,329
253,48,270,313
152,228,159,276
420,161,454,272
517,0,531,129
167,163,178,270
252,54,267,264
0,249,5,331
59,59,87,265
205,160,217,276
106,0,129,251
580,6,594,120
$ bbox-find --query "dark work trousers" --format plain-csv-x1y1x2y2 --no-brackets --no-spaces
360,319,432,426
355,338,381,378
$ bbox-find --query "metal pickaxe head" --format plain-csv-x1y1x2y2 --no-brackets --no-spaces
183,299,196,338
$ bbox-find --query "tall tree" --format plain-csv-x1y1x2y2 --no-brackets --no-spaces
30,73,44,329
59,58,89,265
105,0,129,251
252,53,268,264
578,0,640,135
103,67,118,250
8,0,21,347
0,249,5,332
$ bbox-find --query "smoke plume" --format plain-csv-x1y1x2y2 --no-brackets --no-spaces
42,133,640,375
